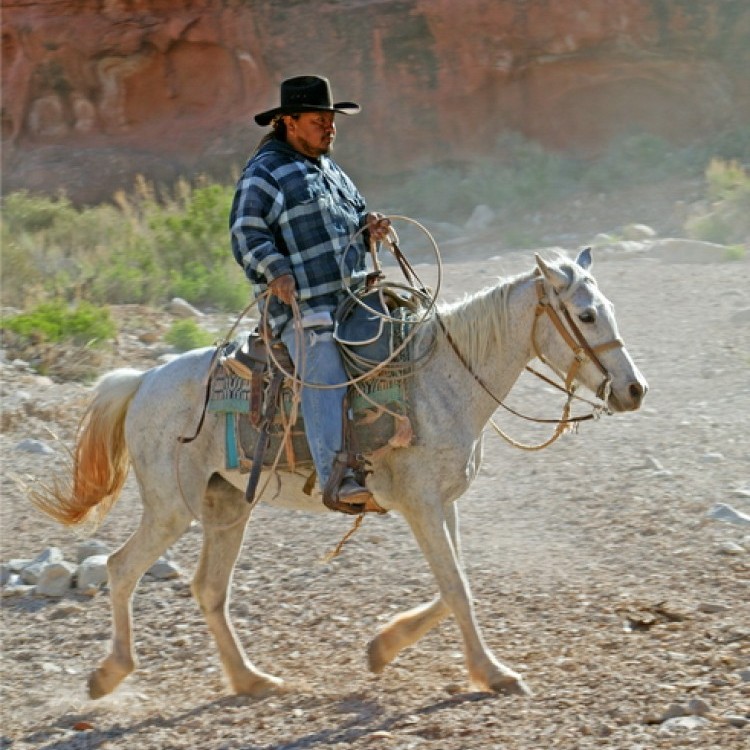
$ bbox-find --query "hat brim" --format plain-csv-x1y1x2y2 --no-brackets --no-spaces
254,101,360,127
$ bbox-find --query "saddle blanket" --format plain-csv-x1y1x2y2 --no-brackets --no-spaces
207,365,413,472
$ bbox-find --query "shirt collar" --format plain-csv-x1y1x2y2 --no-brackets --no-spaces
262,137,328,168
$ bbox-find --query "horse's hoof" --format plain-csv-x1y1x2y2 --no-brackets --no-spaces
87,656,135,700
366,637,389,674
88,673,106,700
488,673,533,697
232,673,285,698
88,669,120,699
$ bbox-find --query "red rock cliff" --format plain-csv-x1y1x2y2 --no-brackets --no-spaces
2,0,749,202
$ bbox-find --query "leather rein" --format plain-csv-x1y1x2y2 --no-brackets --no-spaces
437,276,624,451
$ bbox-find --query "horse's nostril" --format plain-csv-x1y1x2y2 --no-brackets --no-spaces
629,383,643,401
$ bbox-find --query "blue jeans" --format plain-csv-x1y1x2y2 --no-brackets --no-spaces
280,326,347,490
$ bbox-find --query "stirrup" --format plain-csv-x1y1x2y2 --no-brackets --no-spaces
323,478,372,515
338,478,371,503
323,492,387,516
322,456,386,515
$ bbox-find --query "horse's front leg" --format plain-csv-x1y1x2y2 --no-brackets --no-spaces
400,499,531,695
367,503,464,673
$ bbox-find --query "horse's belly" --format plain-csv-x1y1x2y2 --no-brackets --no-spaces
220,469,331,513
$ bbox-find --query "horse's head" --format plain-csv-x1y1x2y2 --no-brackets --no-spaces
533,249,648,412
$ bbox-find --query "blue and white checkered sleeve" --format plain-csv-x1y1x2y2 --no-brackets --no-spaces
229,167,291,286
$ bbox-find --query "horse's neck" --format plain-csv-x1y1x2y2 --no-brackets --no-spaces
434,270,538,426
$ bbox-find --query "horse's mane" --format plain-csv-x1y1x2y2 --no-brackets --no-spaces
436,268,532,365
435,255,588,364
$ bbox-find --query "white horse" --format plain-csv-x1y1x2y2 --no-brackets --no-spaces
36,249,647,699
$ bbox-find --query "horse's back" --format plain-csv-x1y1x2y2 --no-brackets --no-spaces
126,346,218,457
132,346,215,402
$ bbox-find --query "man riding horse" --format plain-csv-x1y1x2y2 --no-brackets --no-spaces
230,75,391,512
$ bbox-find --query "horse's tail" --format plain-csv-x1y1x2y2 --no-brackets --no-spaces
32,368,145,527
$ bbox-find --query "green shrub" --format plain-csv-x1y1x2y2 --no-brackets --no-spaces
148,181,243,310
0,232,44,308
685,159,750,245
168,260,248,312
380,128,750,227
579,133,695,192
685,213,733,245
1,190,75,233
0,179,245,312
724,244,747,261
382,133,581,222
2,300,116,346
164,319,216,352
705,158,750,202
3,126,748,316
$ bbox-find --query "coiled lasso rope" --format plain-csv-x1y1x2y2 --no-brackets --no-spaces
262,216,447,557
174,216,445,546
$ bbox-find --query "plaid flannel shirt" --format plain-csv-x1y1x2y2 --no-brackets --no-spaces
230,138,369,335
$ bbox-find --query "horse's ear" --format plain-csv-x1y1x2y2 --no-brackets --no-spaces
576,247,593,270
535,253,569,290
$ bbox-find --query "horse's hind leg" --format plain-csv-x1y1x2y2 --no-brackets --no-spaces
89,506,192,699
192,475,284,697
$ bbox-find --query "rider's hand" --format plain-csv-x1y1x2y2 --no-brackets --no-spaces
366,212,391,244
268,274,296,305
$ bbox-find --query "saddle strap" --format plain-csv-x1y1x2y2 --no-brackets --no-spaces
177,347,221,444
250,374,264,427
245,370,284,503
322,398,362,514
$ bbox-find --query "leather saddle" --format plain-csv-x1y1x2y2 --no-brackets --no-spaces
222,333,293,428
218,328,409,514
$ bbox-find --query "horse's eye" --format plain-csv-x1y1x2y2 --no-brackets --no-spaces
579,309,596,324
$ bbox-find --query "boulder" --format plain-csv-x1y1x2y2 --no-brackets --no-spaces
20,547,64,585
2,1,748,202
167,298,204,319
35,561,77,597
76,555,109,592
621,223,657,241
76,539,111,564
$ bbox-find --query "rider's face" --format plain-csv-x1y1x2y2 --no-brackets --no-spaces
284,112,336,158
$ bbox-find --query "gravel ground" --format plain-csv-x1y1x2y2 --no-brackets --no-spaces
1,242,749,750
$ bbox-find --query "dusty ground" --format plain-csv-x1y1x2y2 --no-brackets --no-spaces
1,228,749,749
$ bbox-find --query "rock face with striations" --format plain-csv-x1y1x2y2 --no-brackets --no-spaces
2,0,748,202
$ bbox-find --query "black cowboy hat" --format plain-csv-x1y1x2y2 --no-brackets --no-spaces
254,75,360,127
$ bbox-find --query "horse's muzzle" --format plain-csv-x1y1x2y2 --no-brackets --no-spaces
608,378,648,412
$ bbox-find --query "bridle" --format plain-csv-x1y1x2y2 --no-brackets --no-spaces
531,277,624,403
438,274,625,451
